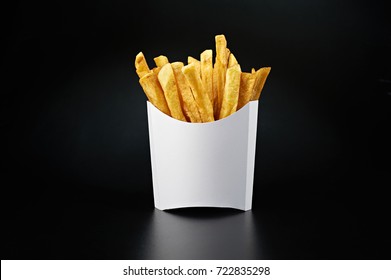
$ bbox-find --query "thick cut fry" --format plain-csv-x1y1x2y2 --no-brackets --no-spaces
212,67,219,116
215,34,228,66
154,55,169,67
188,56,201,77
152,67,161,75
139,72,170,116
213,35,228,119
228,53,238,67
171,62,202,123
226,48,231,63
250,68,262,100
182,63,214,122
251,67,271,100
135,52,151,78
158,64,186,121
219,64,241,119
238,72,257,110
200,50,214,105
135,34,272,121
187,56,199,64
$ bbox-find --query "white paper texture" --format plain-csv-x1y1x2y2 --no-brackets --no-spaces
147,101,258,211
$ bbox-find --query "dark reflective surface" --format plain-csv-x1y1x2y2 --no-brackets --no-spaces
143,209,259,259
3,186,390,259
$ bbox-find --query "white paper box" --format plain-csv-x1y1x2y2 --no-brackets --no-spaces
147,101,259,211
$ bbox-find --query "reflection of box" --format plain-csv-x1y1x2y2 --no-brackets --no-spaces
147,101,258,211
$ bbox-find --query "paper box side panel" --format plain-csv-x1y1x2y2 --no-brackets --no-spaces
147,101,258,211
147,104,162,209
244,102,259,210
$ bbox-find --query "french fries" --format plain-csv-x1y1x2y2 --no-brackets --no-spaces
171,62,202,123
135,35,271,122
154,55,169,67
228,53,238,68
220,64,241,119
158,64,186,121
238,72,257,110
213,35,229,119
182,63,214,122
139,72,170,116
135,52,151,78
200,50,213,105
251,67,271,101
188,56,201,78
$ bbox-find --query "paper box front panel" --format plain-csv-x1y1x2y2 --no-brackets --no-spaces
147,101,258,211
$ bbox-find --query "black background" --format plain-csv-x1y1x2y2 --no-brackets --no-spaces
2,0,390,259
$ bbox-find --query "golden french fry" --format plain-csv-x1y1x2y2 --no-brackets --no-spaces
251,67,271,100
226,48,231,63
216,34,228,65
182,63,214,122
219,64,241,119
135,52,151,78
136,35,272,122
237,72,257,110
200,50,214,105
187,56,199,64
213,34,228,119
152,67,161,75
158,64,186,121
188,56,201,77
171,62,202,123
154,55,169,67
250,68,262,100
139,72,170,116
228,53,238,67
212,67,219,116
